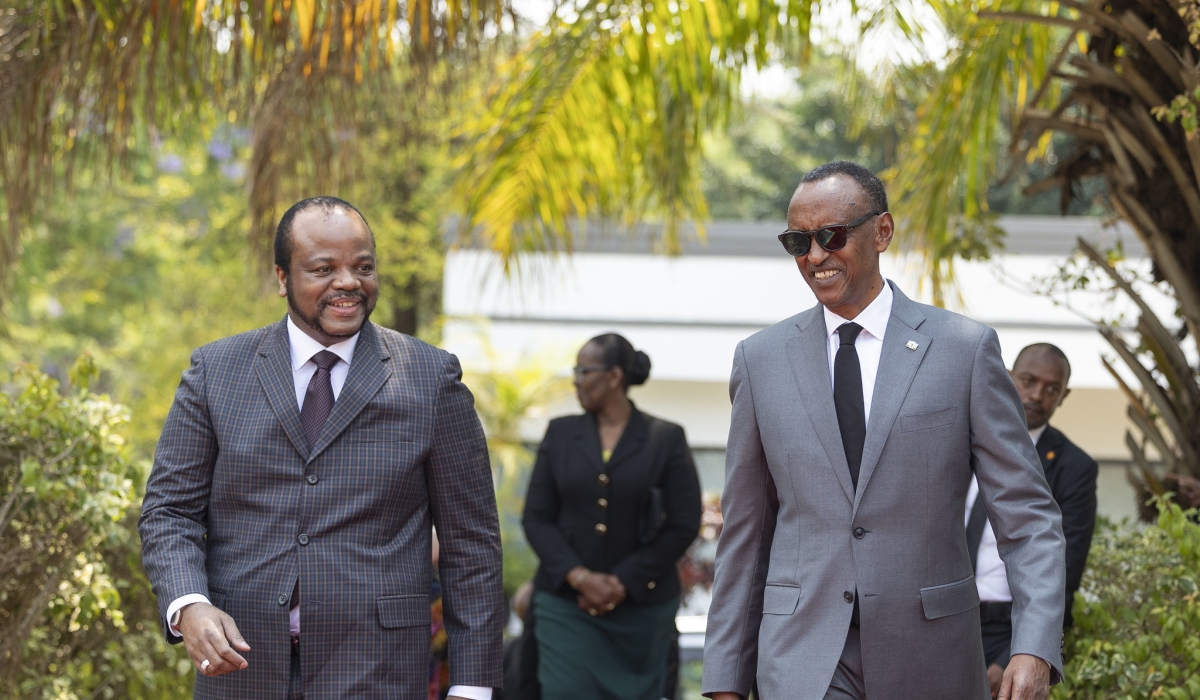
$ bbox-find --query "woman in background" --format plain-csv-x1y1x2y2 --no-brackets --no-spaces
523,333,702,700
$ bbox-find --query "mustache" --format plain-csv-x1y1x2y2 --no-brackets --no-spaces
320,291,368,307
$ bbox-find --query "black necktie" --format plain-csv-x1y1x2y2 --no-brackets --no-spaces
300,350,340,449
834,322,866,491
966,490,987,572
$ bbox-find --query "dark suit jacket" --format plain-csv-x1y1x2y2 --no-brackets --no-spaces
138,320,504,699
1037,424,1098,629
522,407,701,605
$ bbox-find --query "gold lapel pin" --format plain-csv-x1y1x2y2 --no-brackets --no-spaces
906,340,919,350
1046,451,1056,460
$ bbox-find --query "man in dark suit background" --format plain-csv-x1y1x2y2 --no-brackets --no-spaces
139,196,503,699
966,343,1098,698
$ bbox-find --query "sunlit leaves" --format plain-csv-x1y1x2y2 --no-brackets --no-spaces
883,0,1063,305
452,0,814,264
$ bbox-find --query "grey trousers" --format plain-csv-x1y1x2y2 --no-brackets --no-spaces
823,626,866,700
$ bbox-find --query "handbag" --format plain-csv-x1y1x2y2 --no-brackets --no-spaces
637,446,670,544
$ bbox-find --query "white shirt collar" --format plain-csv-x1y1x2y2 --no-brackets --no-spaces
823,278,893,341
286,316,360,372
1029,423,1048,447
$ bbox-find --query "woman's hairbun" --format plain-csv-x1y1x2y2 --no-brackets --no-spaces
627,350,651,386
586,333,652,389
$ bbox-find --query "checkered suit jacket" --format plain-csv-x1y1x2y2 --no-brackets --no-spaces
139,319,504,699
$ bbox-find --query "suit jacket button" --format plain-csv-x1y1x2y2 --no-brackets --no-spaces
597,498,608,508
298,533,310,545
647,581,656,590
306,474,319,485
598,474,609,485
843,591,854,604
594,523,607,534
853,527,865,539
278,594,289,606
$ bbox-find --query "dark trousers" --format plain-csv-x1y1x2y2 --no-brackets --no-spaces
288,641,303,700
979,602,1013,669
822,625,866,700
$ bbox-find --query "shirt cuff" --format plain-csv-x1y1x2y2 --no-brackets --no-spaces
166,594,212,637
447,686,493,700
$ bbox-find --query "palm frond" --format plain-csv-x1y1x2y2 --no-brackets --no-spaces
0,0,512,282
451,0,816,264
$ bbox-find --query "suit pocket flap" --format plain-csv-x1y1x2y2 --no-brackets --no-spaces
377,595,429,629
901,405,957,432
920,576,979,620
762,584,800,615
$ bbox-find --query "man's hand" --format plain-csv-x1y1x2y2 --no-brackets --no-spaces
997,654,1049,700
987,663,1005,698
177,602,251,676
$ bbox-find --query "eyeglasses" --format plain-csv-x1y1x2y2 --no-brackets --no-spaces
573,365,610,379
777,211,881,257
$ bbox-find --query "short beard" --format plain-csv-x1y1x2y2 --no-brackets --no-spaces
285,277,375,341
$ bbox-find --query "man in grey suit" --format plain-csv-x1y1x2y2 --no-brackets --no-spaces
701,162,1065,700
139,197,503,699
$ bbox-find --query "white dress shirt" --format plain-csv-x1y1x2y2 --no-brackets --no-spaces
965,424,1047,603
822,278,893,427
165,319,490,699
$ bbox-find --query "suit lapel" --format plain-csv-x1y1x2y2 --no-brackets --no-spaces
308,322,392,463
255,318,310,460
574,415,607,474
854,285,930,509
605,407,649,473
786,307,855,505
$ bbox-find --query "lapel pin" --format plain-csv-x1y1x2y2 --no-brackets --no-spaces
906,340,919,350
1046,451,1056,460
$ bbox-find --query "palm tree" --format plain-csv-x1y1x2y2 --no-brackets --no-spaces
0,0,818,278
875,0,1199,500
1003,0,1200,497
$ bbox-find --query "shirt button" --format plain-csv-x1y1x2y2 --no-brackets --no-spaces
278,594,289,606
844,591,854,604
595,523,607,534
307,474,319,485
853,527,865,539
598,474,609,485
598,498,608,508
298,533,310,545
647,581,657,590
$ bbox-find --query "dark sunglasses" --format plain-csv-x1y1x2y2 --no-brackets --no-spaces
777,210,881,257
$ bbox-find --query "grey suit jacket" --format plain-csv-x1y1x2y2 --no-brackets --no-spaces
139,320,504,699
701,282,1065,700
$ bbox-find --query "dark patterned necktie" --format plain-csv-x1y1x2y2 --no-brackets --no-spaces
300,350,340,449
834,322,866,491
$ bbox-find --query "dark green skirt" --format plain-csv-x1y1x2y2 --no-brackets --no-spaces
534,590,678,700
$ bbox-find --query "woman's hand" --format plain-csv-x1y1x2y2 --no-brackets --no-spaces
568,568,625,616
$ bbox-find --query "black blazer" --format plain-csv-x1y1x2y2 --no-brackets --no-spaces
1038,424,1098,629
523,407,702,606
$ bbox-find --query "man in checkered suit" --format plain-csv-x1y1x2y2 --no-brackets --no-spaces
139,196,503,699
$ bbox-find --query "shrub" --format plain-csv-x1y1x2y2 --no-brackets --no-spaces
0,358,191,698
1054,498,1200,699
